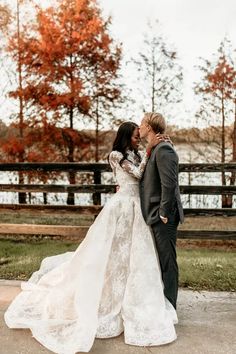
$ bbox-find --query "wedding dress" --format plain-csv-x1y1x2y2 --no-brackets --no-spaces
4,150,178,354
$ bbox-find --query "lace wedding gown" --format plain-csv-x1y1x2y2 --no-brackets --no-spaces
5,150,178,354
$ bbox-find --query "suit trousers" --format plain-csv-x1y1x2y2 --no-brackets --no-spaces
151,210,179,309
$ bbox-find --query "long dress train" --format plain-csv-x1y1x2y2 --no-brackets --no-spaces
4,150,178,354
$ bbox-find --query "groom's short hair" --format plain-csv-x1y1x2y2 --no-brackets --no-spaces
144,112,166,134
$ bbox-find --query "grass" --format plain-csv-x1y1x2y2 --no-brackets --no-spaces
178,215,236,231
0,212,94,226
0,213,235,230
0,239,77,280
178,248,236,291
0,238,235,291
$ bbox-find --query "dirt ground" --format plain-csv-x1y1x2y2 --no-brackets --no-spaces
0,282,236,354
177,239,236,251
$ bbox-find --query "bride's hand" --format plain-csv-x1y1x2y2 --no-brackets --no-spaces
146,133,165,150
162,134,173,146
146,134,174,156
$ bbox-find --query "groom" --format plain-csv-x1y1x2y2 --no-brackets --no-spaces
139,112,184,309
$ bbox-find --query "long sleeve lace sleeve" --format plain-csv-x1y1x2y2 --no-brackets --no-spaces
109,150,148,180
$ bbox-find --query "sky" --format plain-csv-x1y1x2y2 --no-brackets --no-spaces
98,0,236,126
1,0,236,128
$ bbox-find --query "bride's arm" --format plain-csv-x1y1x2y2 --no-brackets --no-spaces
120,153,149,180
109,150,148,180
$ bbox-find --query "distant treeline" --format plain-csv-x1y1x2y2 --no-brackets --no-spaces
0,119,234,161
167,124,234,144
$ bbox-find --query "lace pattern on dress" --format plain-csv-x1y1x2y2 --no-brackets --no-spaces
109,150,148,180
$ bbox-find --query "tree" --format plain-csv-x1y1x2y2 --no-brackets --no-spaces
0,3,12,117
131,20,183,117
6,0,122,204
0,3,11,30
194,39,236,207
1,0,34,203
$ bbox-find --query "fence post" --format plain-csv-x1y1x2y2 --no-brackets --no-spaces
93,169,101,205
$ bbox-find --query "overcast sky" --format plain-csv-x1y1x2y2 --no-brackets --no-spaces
98,0,236,125
1,0,236,127
99,0,236,54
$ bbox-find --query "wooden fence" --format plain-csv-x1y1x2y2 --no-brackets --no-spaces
0,162,235,241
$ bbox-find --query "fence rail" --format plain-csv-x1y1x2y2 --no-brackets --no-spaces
0,162,236,172
0,204,235,217
0,162,235,240
0,184,236,195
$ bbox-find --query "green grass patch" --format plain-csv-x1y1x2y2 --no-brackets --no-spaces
0,239,235,291
1,213,235,230
0,239,77,280
0,212,94,226
178,248,236,291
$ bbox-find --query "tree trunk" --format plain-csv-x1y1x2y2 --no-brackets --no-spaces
93,97,101,205
95,96,99,162
17,0,26,204
229,100,236,202
220,92,229,207
67,137,76,205
66,108,75,205
232,100,236,162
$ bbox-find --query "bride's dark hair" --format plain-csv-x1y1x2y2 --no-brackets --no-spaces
110,121,141,164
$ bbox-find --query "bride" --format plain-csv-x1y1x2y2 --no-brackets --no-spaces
5,121,178,354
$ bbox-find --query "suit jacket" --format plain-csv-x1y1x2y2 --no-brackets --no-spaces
139,142,184,225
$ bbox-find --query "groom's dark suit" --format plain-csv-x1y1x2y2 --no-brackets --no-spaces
140,141,184,309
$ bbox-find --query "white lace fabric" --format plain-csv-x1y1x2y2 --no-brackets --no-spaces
5,150,178,353
109,150,148,180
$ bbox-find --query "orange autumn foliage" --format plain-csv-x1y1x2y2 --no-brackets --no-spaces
8,0,121,129
6,0,121,156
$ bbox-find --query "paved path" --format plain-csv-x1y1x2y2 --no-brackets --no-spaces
0,280,235,354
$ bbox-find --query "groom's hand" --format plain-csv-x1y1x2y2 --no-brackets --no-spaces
160,215,168,224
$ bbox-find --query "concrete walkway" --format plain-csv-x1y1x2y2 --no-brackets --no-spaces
0,280,235,354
